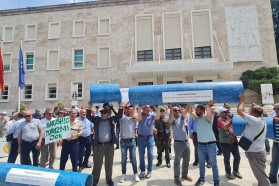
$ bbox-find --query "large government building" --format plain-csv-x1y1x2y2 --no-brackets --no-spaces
0,0,278,112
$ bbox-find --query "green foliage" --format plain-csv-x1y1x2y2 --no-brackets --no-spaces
56,102,65,109
240,67,279,94
271,0,279,64
20,102,26,111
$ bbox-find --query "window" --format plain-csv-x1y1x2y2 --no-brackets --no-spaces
22,84,33,100
98,46,110,68
138,82,153,86
2,27,14,42
48,22,60,39
163,13,182,60
194,46,211,59
71,82,83,99
197,80,213,82
137,50,153,62
3,53,12,72
0,85,9,101
47,50,59,70
25,24,36,41
167,81,182,84
165,48,182,60
192,10,212,59
73,20,85,37
46,83,58,100
98,18,110,35
97,80,111,84
136,15,153,62
25,52,35,71
72,49,84,69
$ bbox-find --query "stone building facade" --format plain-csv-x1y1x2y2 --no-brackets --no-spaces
0,0,277,113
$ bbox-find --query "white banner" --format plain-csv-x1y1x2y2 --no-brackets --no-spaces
5,168,59,186
162,90,213,103
45,116,71,145
261,84,274,105
0,138,8,157
71,84,79,101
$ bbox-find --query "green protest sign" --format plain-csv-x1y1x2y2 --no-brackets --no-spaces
45,116,71,144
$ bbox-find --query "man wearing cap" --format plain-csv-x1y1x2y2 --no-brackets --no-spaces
40,108,57,168
86,102,120,186
155,107,171,168
188,101,220,186
135,105,160,179
237,94,270,186
32,109,42,120
18,110,44,166
60,108,83,172
217,107,242,180
78,108,94,172
269,103,279,183
58,109,66,118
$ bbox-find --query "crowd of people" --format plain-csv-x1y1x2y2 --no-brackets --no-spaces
0,94,279,186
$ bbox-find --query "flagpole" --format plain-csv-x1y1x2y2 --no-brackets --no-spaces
18,40,22,112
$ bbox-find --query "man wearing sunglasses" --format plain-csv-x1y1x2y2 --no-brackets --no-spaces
17,110,44,166
269,103,279,183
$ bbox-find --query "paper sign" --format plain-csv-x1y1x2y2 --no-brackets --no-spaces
120,88,129,102
0,138,9,157
45,116,71,145
162,90,213,103
5,168,59,186
261,84,274,105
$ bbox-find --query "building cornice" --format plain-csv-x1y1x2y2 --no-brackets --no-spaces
0,0,165,16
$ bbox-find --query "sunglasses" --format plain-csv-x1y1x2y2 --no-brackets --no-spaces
47,113,53,115
174,110,180,112
24,115,31,118
273,108,279,111
160,110,165,112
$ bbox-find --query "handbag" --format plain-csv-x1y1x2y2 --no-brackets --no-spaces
238,124,265,151
6,133,13,142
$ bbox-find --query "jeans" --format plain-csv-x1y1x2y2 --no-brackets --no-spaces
121,138,138,174
7,138,18,163
59,139,79,172
220,142,240,174
20,139,40,166
78,136,92,166
174,141,190,179
269,141,279,181
115,128,120,148
198,143,219,184
138,135,154,172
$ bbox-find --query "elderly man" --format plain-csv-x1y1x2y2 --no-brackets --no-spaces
18,110,44,166
78,108,94,172
170,105,192,186
135,105,160,179
217,107,242,180
40,108,57,168
188,101,220,186
269,103,279,183
86,102,119,186
237,94,270,186
59,108,83,172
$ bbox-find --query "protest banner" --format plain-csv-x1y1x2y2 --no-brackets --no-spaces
45,116,71,145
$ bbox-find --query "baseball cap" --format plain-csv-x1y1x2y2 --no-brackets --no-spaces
219,107,229,114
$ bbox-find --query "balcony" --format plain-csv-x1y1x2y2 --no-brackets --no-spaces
126,58,233,78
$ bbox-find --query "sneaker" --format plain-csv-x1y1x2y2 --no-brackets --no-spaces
166,163,171,168
226,173,235,180
83,164,92,168
146,171,152,179
206,163,211,169
120,174,125,183
134,173,140,182
175,178,182,186
217,151,222,156
139,172,145,179
107,179,114,186
232,171,243,179
156,162,162,166
182,175,193,182
193,161,199,166
269,177,277,183
195,179,205,186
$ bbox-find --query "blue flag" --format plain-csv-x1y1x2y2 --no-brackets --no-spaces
18,45,25,89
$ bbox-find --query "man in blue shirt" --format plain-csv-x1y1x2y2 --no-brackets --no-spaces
135,105,160,179
78,108,94,172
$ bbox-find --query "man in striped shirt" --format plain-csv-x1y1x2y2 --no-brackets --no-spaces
269,103,279,183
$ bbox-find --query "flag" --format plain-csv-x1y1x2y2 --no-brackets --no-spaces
0,47,4,92
18,44,25,89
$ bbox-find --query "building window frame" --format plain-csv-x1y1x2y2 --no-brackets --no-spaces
72,48,84,69
97,46,111,68
71,81,84,100
137,50,153,62
45,83,58,101
194,46,212,59
48,22,60,40
98,18,111,36
2,26,14,43
165,48,182,60
3,52,12,73
0,84,9,102
47,49,60,70
25,24,37,41
73,20,85,37
22,83,33,101
25,51,35,71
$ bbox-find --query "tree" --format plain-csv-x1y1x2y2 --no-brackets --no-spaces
271,0,279,64
56,102,65,109
20,102,26,111
240,67,279,94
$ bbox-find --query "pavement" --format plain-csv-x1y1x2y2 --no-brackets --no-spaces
0,140,278,186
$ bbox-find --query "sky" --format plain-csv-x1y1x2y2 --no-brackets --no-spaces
0,0,97,10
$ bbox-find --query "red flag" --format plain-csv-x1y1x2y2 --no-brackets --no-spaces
0,47,4,92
